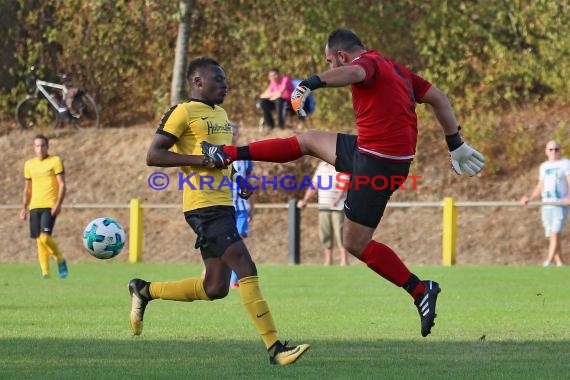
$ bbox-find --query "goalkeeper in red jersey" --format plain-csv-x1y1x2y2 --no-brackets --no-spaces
201,28,485,338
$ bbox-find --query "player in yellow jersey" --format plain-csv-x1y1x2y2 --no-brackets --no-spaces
128,57,309,366
19,134,68,279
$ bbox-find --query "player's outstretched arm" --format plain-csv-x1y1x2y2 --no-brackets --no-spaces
317,65,366,88
422,86,485,176
291,66,365,116
147,133,209,168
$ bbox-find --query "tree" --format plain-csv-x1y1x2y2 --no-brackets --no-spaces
170,0,193,106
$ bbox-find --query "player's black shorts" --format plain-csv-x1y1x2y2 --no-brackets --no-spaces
334,134,410,228
184,205,242,259
29,208,56,238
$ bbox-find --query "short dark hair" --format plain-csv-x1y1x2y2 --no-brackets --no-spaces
186,57,221,80
34,134,48,147
327,28,365,53
269,68,280,74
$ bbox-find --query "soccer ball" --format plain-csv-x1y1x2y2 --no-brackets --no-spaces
83,217,126,259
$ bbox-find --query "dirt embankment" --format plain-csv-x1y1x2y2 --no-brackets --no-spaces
1,106,569,266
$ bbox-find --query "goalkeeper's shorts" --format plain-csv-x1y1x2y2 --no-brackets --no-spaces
334,134,410,229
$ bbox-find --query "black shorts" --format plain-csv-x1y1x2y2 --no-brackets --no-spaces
334,134,410,228
29,208,56,238
184,205,241,259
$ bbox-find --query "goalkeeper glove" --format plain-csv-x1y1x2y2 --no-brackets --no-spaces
446,127,485,176
449,143,485,176
290,75,325,117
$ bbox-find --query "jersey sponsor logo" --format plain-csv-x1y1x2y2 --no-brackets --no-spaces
206,121,232,135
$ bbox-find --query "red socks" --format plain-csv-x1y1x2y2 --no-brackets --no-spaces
359,241,425,299
222,136,303,162
223,145,238,161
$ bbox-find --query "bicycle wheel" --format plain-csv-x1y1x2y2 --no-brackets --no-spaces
70,92,100,129
16,96,60,130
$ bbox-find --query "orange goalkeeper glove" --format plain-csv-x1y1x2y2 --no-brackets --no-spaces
290,75,325,116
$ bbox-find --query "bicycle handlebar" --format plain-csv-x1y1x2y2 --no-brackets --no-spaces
28,66,70,83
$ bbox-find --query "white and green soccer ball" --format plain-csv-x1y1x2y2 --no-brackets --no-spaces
83,217,126,259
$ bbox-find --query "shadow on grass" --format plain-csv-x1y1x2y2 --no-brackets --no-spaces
1,338,570,380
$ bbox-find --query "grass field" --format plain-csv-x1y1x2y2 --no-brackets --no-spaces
1,263,569,379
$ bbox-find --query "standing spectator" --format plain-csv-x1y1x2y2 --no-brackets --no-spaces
298,162,349,266
19,134,68,279
520,140,570,266
258,68,294,130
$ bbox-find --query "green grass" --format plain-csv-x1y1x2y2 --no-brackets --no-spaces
1,263,569,379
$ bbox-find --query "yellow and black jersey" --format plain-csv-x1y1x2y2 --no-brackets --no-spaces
24,155,64,210
157,99,233,212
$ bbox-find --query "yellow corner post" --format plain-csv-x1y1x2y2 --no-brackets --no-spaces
129,198,143,263
442,197,457,266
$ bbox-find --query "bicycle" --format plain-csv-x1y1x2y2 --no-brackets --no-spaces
16,66,100,129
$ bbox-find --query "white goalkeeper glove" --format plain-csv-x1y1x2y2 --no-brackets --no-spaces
445,127,485,176
449,143,485,176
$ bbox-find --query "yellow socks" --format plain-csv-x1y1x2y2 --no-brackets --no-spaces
36,239,50,276
149,278,210,301
239,276,278,349
147,275,279,349
38,233,64,263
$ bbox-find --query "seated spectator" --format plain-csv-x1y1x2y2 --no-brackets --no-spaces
258,68,294,130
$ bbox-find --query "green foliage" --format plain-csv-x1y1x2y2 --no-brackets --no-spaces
1,1,569,168
3,0,178,126
413,1,570,110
